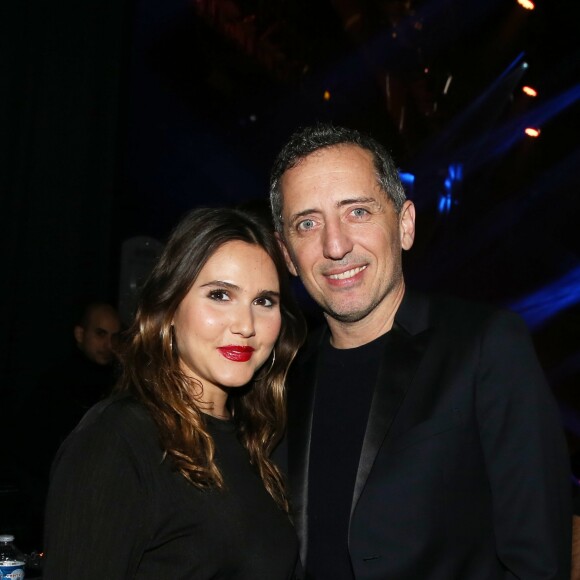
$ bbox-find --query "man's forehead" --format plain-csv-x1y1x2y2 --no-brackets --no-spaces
282,144,375,188
286,143,372,173
87,308,120,330
93,324,120,334
281,173,386,216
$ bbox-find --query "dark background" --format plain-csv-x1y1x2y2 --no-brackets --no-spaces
1,0,579,552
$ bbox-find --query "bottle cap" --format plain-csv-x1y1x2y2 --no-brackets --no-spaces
0,535,14,542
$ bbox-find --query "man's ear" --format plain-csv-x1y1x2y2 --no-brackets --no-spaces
275,232,298,277
73,325,84,345
399,200,416,251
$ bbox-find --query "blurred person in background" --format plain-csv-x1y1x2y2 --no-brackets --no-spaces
34,301,122,474
18,301,122,550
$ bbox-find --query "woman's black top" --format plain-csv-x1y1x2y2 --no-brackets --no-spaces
42,394,298,579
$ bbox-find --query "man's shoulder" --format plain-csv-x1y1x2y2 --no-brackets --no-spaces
387,290,533,360
292,291,523,349
289,291,529,373
408,290,524,332
38,349,116,388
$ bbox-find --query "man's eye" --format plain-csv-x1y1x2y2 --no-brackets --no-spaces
352,208,369,218
297,219,315,231
209,290,230,301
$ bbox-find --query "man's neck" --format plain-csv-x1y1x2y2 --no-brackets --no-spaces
326,282,405,349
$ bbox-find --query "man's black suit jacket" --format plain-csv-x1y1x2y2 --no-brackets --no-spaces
280,291,572,579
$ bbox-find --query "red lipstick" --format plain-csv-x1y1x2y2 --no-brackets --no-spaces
218,345,255,362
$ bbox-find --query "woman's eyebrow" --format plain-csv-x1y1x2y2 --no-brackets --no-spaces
257,289,280,298
200,281,280,298
199,280,240,290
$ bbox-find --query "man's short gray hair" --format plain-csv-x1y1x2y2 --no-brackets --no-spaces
269,123,407,233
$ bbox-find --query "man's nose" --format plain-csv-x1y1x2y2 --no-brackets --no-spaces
231,306,256,338
322,220,353,260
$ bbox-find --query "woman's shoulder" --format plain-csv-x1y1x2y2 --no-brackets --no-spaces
49,393,164,513
70,393,158,451
79,392,149,425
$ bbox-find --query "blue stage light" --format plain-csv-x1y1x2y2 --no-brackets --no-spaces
507,266,580,329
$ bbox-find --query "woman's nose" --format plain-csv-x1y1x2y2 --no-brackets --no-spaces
230,306,256,338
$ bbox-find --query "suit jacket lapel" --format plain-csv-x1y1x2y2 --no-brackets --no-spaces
350,292,431,518
287,326,326,566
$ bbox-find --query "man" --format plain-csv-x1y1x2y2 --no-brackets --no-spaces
19,301,122,549
34,301,121,457
269,123,571,579
73,301,121,367
41,301,122,441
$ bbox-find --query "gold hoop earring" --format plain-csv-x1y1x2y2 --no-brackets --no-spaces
255,349,276,381
267,349,276,373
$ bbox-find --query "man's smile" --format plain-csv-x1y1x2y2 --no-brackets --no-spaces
326,265,368,281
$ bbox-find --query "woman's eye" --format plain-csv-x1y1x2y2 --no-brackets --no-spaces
209,289,230,301
297,219,315,231
254,296,276,307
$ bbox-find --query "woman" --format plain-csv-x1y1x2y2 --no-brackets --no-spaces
42,207,306,579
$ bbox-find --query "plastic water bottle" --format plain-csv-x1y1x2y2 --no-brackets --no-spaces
0,534,25,579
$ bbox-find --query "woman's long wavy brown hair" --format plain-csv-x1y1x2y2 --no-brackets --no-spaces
116,207,306,512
